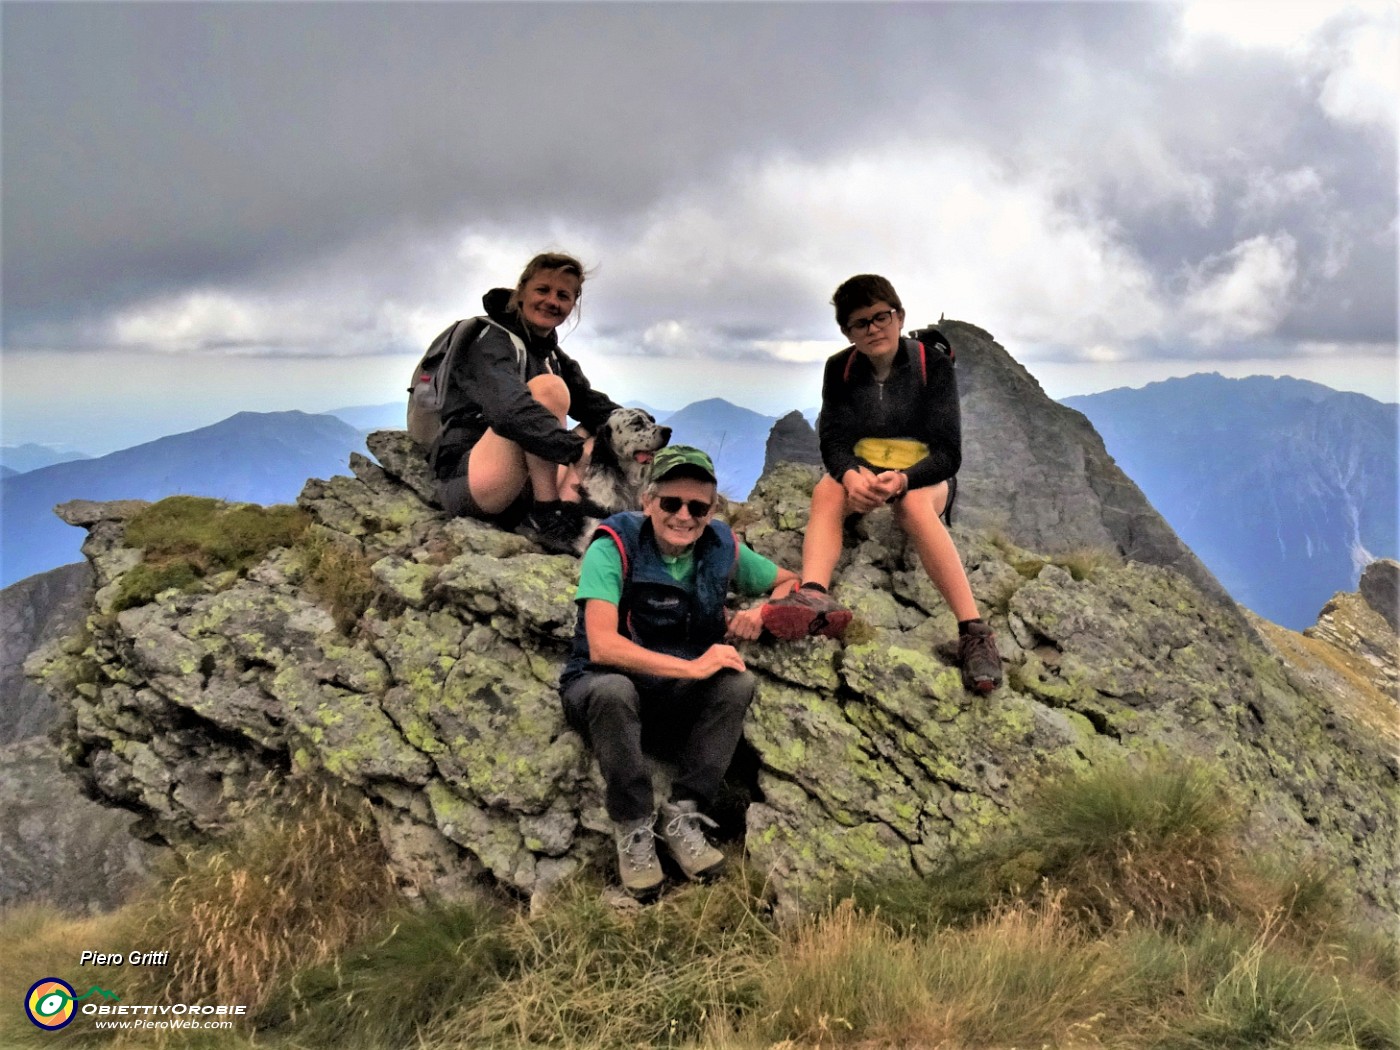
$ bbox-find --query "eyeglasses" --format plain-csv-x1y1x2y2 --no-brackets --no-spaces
656,496,713,518
845,309,898,334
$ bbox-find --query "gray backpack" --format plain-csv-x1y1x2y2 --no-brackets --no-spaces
406,316,527,448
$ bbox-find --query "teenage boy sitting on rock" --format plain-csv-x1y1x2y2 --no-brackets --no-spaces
559,445,815,900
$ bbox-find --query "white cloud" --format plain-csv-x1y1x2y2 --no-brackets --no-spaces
1240,166,1328,218
1179,0,1368,50
1181,233,1300,344
1315,11,1400,129
572,143,1169,362
1179,0,1398,132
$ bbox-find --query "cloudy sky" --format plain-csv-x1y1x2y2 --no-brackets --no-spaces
3,0,1396,453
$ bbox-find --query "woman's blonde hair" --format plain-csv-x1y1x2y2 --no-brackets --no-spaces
507,251,588,319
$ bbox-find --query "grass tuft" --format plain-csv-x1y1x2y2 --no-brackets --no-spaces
422,874,772,1049
125,782,398,1014
112,497,309,611
856,757,1243,932
264,895,513,1048
297,529,378,634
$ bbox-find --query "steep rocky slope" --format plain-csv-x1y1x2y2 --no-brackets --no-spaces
28,430,1396,920
1,561,90,744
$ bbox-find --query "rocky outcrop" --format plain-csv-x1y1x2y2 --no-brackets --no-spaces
1358,559,1399,633
760,411,822,480
28,430,1397,920
1,561,91,745
946,322,1231,607
1303,558,1399,702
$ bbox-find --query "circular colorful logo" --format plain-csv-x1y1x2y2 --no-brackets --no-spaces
26,978,77,1030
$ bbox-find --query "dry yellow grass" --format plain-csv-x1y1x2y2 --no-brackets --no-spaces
1253,615,1399,748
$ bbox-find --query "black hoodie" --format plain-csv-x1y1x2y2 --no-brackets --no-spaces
431,288,621,479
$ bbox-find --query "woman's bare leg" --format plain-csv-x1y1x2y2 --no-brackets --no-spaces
465,374,572,514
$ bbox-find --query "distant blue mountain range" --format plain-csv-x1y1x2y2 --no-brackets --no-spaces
1063,374,1398,630
0,412,366,588
0,443,92,475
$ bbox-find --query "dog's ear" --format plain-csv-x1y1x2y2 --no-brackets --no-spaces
590,418,621,469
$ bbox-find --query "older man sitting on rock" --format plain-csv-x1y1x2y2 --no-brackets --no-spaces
558,445,813,900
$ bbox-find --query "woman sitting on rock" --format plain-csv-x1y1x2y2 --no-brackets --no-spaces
429,251,620,553
762,273,1002,693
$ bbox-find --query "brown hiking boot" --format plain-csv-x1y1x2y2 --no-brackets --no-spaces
761,585,852,641
958,621,1003,694
614,814,664,900
656,800,726,881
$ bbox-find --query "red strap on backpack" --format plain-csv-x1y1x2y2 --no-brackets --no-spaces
841,342,928,385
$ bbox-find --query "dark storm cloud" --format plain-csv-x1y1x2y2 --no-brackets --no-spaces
2,1,1393,358
2,2,1165,334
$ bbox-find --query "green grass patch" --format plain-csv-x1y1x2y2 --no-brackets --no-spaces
855,757,1243,932
112,497,309,611
296,530,378,634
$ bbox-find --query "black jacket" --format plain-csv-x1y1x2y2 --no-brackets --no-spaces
431,288,620,480
817,336,961,491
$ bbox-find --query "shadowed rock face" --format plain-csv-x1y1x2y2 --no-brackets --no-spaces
760,411,822,483
1,562,91,745
0,737,162,913
1359,559,1399,633
944,321,1232,607
26,429,1397,921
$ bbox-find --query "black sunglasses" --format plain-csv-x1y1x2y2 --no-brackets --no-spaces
656,496,713,518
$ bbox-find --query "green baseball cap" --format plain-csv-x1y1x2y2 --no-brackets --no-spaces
650,444,717,483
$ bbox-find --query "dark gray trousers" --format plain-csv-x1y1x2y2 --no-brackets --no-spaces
560,669,756,823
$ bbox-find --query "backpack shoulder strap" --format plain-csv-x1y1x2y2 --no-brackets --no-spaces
475,317,530,380
593,522,629,580
841,347,859,383
841,340,930,385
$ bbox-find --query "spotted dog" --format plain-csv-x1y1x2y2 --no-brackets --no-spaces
576,408,671,551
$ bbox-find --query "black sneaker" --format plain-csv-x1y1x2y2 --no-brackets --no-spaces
958,622,1003,694
520,500,586,555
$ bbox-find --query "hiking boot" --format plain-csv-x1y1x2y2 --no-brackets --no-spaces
958,621,1003,694
656,800,726,881
761,585,853,641
519,500,585,555
614,814,664,900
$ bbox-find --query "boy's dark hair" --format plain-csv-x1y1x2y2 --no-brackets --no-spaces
831,274,904,331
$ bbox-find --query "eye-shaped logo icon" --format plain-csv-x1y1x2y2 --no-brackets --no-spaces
25,978,77,1030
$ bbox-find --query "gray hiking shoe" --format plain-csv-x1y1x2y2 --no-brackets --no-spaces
958,621,1003,694
657,800,726,881
614,815,664,900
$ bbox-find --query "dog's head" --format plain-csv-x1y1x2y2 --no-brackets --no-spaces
595,408,671,469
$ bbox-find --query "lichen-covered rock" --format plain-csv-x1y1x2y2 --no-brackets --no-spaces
26,421,1398,922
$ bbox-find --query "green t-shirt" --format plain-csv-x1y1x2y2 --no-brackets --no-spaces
575,533,779,606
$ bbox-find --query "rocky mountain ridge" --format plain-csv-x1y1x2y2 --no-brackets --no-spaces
27,421,1397,920
1065,374,1398,629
